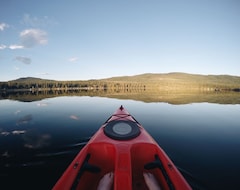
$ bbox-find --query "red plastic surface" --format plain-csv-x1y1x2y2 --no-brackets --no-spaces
53,106,192,190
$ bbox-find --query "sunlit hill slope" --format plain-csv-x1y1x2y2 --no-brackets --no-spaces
1,72,240,92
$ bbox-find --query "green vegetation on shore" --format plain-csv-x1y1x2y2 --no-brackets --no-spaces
1,72,240,92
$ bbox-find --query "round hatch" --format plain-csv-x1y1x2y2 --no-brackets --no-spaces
104,120,140,140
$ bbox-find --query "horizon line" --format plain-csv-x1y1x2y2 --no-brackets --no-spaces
1,72,240,82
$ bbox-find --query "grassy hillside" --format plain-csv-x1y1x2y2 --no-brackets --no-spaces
101,73,240,91
1,72,240,91
104,72,240,84
1,73,240,104
9,77,56,84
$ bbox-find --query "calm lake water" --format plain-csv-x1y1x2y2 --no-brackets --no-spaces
0,95,240,189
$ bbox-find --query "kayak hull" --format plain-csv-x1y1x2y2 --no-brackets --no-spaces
53,106,192,190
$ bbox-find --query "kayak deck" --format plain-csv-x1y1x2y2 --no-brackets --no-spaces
72,143,174,190
53,106,192,190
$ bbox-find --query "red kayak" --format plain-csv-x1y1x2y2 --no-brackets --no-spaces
53,106,192,190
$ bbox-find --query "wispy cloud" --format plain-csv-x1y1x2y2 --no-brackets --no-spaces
1,44,24,50
0,44,7,50
36,72,50,76
21,14,57,27
0,22,9,31
68,57,78,62
9,44,24,49
20,29,48,48
14,66,20,71
15,56,32,65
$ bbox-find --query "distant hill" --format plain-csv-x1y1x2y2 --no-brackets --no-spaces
101,73,240,91
10,77,56,83
104,72,240,83
1,72,240,92
7,72,240,84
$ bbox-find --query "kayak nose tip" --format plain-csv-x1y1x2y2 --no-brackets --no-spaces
120,105,124,110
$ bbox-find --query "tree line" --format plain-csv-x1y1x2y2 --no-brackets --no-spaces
0,76,239,92
0,80,147,91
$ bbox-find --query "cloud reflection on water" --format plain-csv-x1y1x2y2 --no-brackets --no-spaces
0,129,26,136
23,131,51,149
69,115,80,120
36,102,49,107
16,114,33,126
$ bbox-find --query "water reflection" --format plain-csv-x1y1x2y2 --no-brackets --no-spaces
2,151,10,158
0,96,240,189
14,110,21,115
69,115,80,120
0,131,10,136
36,102,49,107
23,130,51,149
0,129,26,136
1,89,240,104
12,130,26,135
16,114,33,126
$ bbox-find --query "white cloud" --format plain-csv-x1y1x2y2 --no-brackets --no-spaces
20,29,48,48
15,56,32,65
9,44,24,49
0,44,7,50
0,23,9,31
69,57,78,62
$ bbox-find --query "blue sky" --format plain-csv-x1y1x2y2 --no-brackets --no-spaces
0,0,240,81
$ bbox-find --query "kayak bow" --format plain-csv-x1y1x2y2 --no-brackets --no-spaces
53,106,192,190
